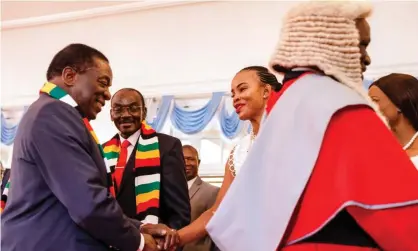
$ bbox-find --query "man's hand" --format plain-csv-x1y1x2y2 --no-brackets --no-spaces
141,224,179,250
143,234,158,251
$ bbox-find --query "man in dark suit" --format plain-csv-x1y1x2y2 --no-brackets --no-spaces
1,44,172,251
182,145,219,251
103,88,191,249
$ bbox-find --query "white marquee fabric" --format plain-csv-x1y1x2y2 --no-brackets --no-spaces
1,1,418,107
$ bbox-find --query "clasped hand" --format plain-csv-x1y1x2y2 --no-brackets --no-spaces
141,224,179,251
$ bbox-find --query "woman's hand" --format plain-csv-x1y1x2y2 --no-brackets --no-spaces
141,224,179,250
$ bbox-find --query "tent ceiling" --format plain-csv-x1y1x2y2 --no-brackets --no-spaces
1,1,135,21
1,1,417,106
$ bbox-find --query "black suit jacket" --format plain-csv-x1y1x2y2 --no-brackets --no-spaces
1,95,141,251
116,133,191,230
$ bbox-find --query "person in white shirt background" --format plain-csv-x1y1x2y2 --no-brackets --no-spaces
182,145,219,251
368,73,418,168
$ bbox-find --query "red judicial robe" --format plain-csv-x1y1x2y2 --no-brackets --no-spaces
280,105,418,251
277,73,418,251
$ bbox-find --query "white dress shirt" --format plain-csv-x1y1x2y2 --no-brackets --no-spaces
187,176,198,190
138,234,145,251
119,130,145,251
411,156,418,170
120,129,141,160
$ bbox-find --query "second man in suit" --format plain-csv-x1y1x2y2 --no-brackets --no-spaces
103,88,191,249
182,145,219,251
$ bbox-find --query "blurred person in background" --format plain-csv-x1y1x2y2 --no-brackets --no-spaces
182,145,219,251
369,73,418,168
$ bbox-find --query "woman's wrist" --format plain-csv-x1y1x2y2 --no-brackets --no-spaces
177,229,186,246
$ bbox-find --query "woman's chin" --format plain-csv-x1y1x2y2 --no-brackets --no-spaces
238,112,250,121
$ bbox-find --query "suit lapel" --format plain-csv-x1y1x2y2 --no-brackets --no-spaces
189,176,202,199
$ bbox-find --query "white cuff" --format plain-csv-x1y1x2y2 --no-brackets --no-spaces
138,233,145,251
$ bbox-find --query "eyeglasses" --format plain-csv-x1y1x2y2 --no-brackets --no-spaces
111,105,143,115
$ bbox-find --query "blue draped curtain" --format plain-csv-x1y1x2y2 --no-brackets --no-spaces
363,78,375,89
170,92,224,135
219,98,243,139
3,77,412,144
147,95,174,132
1,114,19,146
1,106,28,146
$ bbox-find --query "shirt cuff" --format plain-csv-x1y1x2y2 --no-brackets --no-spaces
138,233,145,251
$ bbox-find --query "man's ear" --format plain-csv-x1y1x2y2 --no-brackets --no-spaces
62,67,77,87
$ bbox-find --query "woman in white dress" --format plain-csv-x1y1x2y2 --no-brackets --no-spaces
177,66,281,247
368,73,418,168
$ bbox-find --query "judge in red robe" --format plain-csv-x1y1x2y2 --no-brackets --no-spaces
277,71,418,251
206,2,418,251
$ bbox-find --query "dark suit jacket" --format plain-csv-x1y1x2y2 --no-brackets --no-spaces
116,133,191,230
184,177,219,251
1,95,141,251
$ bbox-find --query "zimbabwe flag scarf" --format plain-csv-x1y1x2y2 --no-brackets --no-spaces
103,122,161,224
41,82,118,194
1,82,117,213
1,181,10,213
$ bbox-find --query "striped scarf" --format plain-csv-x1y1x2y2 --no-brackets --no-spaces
1,82,117,212
1,181,10,213
103,122,161,224
41,82,117,194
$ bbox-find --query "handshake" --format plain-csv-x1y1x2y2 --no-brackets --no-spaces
140,223,180,251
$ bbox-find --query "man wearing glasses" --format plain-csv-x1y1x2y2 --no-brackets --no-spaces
104,88,191,250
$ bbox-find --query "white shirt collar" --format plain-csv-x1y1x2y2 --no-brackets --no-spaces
410,155,418,170
119,129,141,146
187,176,198,190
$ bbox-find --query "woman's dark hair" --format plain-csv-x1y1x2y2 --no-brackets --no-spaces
370,73,418,131
240,66,282,92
